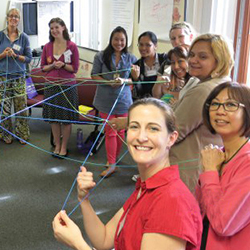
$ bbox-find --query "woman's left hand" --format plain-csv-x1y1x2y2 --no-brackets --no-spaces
201,144,225,172
52,210,87,249
54,61,65,69
112,77,126,87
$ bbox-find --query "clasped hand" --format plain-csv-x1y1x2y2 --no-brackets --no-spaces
4,47,16,58
131,64,140,80
53,61,65,69
108,77,126,88
201,144,225,172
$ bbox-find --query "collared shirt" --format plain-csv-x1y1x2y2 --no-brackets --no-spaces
132,53,167,98
114,165,202,250
91,51,137,114
196,141,250,250
0,29,32,79
143,53,160,77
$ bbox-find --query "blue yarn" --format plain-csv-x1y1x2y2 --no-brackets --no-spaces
62,83,127,212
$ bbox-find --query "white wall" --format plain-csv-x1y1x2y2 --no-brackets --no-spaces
0,0,176,62
0,0,10,30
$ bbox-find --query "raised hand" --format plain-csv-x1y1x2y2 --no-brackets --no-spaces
77,166,96,200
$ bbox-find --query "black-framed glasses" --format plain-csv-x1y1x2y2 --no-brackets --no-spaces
8,15,20,19
207,101,245,112
137,43,153,48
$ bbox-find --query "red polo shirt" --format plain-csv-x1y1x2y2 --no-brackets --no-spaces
114,165,202,250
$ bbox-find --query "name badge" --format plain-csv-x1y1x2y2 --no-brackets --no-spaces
64,50,72,63
13,44,21,52
113,73,120,79
64,49,72,57
64,55,71,63
146,69,157,77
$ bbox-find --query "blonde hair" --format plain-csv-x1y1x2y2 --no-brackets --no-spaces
169,22,196,38
189,34,234,78
6,8,20,18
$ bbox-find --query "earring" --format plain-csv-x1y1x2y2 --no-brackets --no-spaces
211,72,219,78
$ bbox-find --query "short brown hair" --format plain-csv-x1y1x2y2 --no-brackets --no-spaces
128,98,177,134
203,82,250,137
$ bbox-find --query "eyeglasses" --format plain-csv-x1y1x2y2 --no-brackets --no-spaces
8,15,20,19
208,101,245,112
137,43,153,48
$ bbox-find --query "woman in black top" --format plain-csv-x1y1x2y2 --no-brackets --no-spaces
131,31,168,99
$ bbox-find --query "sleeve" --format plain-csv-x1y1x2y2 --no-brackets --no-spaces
91,52,103,76
22,34,32,63
40,43,48,68
199,156,250,236
157,61,170,77
131,54,137,64
130,58,140,81
143,190,200,247
70,42,79,73
173,83,212,143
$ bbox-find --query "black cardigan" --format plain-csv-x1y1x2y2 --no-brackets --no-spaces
132,53,169,98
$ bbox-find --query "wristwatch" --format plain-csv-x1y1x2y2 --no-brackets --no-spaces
16,55,19,60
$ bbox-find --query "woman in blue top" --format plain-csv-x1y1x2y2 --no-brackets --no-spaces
91,26,137,177
0,8,32,144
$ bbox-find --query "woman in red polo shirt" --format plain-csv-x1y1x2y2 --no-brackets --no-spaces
53,98,202,250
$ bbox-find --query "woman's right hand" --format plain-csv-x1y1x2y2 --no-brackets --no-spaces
77,166,96,201
201,144,225,172
131,64,140,81
53,210,90,250
4,47,14,57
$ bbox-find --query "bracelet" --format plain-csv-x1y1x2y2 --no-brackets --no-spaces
16,55,19,60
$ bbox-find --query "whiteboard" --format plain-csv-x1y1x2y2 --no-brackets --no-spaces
139,0,173,41
37,1,71,46
110,0,135,47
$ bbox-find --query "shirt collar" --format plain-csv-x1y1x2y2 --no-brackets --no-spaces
3,28,21,40
135,165,180,190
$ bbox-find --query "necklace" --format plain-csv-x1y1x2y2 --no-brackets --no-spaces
223,139,249,165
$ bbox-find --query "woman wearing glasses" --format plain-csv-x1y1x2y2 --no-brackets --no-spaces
197,82,250,250
131,31,168,99
0,8,32,144
169,34,234,193
111,34,234,193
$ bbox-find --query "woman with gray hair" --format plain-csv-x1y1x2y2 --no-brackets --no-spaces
0,8,32,144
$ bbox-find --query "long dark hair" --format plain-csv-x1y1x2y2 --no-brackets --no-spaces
48,17,70,42
103,26,128,71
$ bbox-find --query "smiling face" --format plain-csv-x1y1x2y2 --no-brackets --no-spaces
170,28,192,47
50,22,65,39
127,104,176,169
111,32,126,53
209,88,245,139
7,10,20,28
188,41,217,81
138,35,157,58
170,53,188,79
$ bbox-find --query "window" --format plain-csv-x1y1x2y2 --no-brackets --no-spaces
74,0,100,50
186,0,237,42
